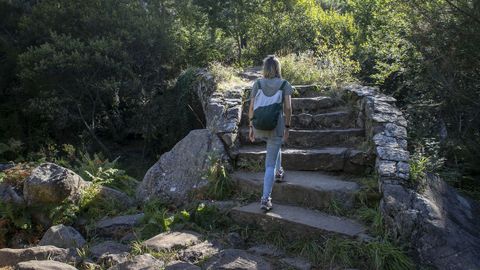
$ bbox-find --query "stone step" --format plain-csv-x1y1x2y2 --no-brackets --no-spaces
240,110,357,130
239,128,365,148
291,111,357,129
292,96,341,114
292,84,324,97
235,146,372,174
241,96,340,115
233,170,360,210
231,203,366,239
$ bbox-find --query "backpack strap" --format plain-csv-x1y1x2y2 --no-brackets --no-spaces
280,80,287,103
257,79,262,89
279,80,287,91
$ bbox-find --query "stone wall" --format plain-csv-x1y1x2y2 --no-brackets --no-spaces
345,84,480,270
193,69,244,149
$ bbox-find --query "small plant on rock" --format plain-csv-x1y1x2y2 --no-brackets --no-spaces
204,153,235,200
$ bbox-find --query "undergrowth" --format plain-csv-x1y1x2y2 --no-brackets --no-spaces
203,153,235,200
0,148,139,247
208,62,244,91
279,50,359,87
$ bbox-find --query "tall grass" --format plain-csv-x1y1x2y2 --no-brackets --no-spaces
279,50,359,87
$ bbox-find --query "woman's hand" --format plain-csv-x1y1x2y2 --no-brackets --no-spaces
283,128,289,142
249,126,255,142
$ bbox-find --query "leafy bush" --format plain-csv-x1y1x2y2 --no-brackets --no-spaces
409,152,429,185
279,50,359,87
75,152,138,196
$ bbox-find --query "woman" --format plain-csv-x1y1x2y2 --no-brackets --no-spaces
248,55,293,211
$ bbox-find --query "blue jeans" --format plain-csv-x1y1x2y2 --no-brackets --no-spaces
262,136,283,200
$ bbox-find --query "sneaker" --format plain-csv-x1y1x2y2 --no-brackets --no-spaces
260,197,273,211
275,168,285,183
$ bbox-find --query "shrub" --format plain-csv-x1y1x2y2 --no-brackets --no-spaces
204,153,235,200
75,152,138,196
279,50,359,87
208,62,243,92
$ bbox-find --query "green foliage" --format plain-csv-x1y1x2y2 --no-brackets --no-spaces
409,152,429,184
356,206,385,237
204,153,235,200
279,50,359,87
76,152,138,196
327,198,345,216
363,240,414,270
246,224,413,269
235,159,263,172
189,202,232,232
138,199,174,239
0,202,32,231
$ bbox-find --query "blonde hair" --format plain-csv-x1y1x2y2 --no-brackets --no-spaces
262,55,282,79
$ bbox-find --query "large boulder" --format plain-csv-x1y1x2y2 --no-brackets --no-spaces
0,245,79,267
39,224,86,249
136,129,227,204
381,174,480,270
23,163,87,205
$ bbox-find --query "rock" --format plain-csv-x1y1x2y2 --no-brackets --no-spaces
39,225,86,249
80,261,102,270
0,245,78,267
375,146,409,162
143,231,201,252
372,134,406,149
16,260,77,270
137,129,227,204
198,200,240,213
89,241,130,260
202,249,272,270
23,163,87,205
165,261,200,270
381,174,480,270
226,232,244,248
247,244,284,257
96,185,134,207
98,252,130,267
279,257,311,270
377,160,397,178
119,232,136,243
0,183,24,205
95,213,144,239
180,240,221,263
0,161,15,171
107,254,164,270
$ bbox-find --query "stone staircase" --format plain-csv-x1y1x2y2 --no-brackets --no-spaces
230,83,374,241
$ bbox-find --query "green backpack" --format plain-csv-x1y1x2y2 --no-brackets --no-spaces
252,80,287,130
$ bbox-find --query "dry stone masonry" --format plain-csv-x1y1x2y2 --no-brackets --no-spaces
345,84,480,270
